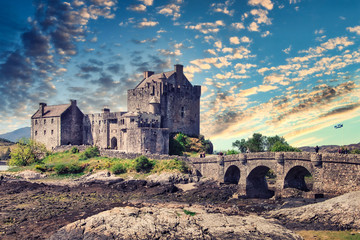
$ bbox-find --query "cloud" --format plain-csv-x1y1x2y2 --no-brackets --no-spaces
158,3,181,20
78,64,102,73
319,103,360,118
346,26,360,35
210,1,234,16
241,36,251,43
250,9,271,25
141,0,153,6
158,49,182,56
282,45,291,54
107,63,124,74
231,22,245,30
261,31,270,37
248,22,259,32
248,0,273,10
185,20,225,34
137,18,159,28
131,38,158,44
229,36,240,45
127,4,146,12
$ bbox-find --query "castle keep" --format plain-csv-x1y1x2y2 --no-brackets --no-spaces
31,64,201,154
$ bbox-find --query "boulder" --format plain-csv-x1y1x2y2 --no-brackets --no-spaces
51,206,302,240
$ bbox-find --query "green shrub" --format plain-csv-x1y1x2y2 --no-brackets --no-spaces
225,149,239,155
54,164,68,174
79,146,100,160
111,163,126,174
9,138,47,166
135,155,154,173
35,164,47,172
350,149,360,154
71,147,79,154
67,163,83,174
270,142,301,152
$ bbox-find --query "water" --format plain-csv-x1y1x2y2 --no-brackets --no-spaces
0,162,9,171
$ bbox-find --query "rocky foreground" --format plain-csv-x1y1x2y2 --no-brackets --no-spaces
51,205,301,240
1,171,360,239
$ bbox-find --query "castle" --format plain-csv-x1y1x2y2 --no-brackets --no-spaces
31,64,201,154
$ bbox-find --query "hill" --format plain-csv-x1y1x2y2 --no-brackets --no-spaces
299,142,360,153
0,127,31,142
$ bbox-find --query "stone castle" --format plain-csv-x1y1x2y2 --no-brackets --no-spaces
31,64,201,154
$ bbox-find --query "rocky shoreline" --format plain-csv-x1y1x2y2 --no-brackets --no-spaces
1,171,359,239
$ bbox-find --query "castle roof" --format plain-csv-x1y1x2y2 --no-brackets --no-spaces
135,70,176,89
31,104,71,119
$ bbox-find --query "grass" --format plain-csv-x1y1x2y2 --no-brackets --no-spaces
5,147,190,178
297,230,360,240
183,209,196,216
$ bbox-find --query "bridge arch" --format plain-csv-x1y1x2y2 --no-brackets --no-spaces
224,165,240,184
246,165,276,198
284,166,312,191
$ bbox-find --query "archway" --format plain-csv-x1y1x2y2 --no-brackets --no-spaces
246,166,275,198
284,166,312,191
111,137,117,149
224,165,240,184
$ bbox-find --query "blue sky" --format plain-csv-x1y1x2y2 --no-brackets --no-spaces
0,0,359,150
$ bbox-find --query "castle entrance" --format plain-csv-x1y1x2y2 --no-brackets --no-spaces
111,137,117,149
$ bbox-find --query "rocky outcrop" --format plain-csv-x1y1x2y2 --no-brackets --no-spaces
270,191,360,230
51,206,302,240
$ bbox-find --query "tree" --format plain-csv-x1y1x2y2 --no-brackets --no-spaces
270,141,301,152
232,133,299,153
232,139,247,153
247,133,265,152
9,138,47,166
265,135,287,151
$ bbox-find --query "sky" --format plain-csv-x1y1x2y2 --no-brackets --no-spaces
0,0,359,151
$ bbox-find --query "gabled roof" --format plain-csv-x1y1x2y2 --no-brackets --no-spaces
31,104,71,119
135,70,176,89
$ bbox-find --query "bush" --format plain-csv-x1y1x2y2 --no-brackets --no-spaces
35,164,47,172
270,142,301,152
135,156,154,173
183,209,196,216
71,147,79,154
67,163,83,174
225,149,239,155
9,139,47,166
79,146,100,160
53,163,84,175
111,163,126,174
350,149,360,154
54,164,68,174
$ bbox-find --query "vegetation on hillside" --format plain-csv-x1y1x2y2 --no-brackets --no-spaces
0,138,15,160
169,133,213,156
7,143,190,177
232,133,301,153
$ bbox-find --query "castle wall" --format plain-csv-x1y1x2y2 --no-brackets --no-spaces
163,85,201,136
60,104,84,146
31,116,61,149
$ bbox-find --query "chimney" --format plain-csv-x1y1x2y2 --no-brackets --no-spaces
70,99,77,106
174,64,183,86
39,103,47,116
144,71,154,79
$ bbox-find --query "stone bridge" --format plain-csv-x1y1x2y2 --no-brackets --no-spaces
189,152,360,198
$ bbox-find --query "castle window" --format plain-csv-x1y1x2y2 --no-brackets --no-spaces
152,86,155,95
44,119,46,124
35,131,37,136
181,107,185,118
130,118,134,123
44,130,46,135
51,130,54,135
51,118,54,124
35,120,38,125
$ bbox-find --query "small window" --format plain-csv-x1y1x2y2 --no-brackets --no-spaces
44,119,46,124
181,107,185,118
35,131,37,136
35,120,38,125
51,118,54,124
51,130,54,135
130,118,135,123
44,130,46,135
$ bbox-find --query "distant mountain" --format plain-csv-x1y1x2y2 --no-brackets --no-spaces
0,127,31,142
299,143,360,153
